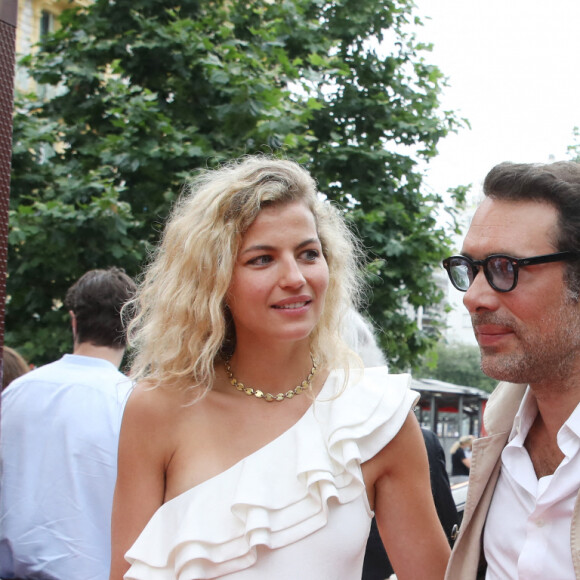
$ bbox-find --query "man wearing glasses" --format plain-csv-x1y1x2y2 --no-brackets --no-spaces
442,161,580,580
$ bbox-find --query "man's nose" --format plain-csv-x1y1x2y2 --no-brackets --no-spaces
463,269,500,313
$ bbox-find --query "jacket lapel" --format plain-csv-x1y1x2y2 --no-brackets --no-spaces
445,432,507,579
445,382,527,580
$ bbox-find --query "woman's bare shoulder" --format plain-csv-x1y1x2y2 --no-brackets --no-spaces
127,379,170,408
124,380,203,426
120,380,210,468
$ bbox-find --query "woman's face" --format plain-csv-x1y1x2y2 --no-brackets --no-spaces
227,201,330,347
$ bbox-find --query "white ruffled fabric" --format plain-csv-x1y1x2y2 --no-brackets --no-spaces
124,367,418,580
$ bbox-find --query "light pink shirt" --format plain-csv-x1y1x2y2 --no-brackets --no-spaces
484,387,580,580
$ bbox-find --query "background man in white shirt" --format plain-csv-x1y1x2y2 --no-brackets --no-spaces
442,161,580,579
0,267,136,580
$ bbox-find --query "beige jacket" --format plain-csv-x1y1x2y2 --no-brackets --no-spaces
445,382,580,580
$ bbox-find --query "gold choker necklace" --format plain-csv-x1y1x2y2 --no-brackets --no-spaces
225,354,317,403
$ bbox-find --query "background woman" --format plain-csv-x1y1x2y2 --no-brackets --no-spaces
450,435,474,476
110,156,450,579
2,346,30,391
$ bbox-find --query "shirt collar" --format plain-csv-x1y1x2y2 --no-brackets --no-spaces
507,386,580,455
557,400,580,456
507,386,537,446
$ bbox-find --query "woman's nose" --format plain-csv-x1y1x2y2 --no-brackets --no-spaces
280,259,306,288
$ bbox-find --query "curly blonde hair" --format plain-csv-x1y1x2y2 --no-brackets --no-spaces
127,155,364,397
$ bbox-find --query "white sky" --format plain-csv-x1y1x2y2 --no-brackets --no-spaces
405,1,580,343
411,0,580,218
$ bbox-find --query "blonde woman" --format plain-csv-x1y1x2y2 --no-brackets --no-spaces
110,156,450,580
450,435,474,476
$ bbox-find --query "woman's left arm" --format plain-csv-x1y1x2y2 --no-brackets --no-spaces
363,412,451,580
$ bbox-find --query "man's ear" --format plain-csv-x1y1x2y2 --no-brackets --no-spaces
70,310,77,340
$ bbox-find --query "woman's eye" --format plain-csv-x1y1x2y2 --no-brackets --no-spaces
301,249,320,261
248,255,272,266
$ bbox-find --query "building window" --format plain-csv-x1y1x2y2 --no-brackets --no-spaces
37,9,58,99
40,10,54,40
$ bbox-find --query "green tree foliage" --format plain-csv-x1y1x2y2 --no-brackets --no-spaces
568,127,580,161
9,0,464,366
416,342,497,393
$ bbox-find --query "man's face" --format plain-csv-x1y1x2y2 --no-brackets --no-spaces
461,197,580,385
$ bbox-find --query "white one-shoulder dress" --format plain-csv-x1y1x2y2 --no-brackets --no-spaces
124,367,418,580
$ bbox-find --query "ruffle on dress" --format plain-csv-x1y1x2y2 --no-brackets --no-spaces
124,367,418,579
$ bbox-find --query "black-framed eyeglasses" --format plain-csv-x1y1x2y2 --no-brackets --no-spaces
442,251,576,293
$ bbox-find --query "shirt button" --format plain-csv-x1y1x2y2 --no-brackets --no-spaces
536,519,545,528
